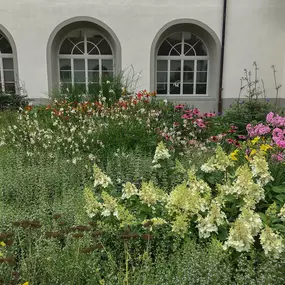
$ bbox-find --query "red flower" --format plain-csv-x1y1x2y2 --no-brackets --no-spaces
210,136,219,142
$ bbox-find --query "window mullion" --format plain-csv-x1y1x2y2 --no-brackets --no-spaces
85,58,88,93
71,58,74,87
167,59,170,95
0,57,5,93
99,59,102,85
194,60,197,95
182,32,185,56
180,60,184,95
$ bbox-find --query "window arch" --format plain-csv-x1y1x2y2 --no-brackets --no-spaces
47,17,122,94
151,19,221,100
156,32,209,95
0,31,16,94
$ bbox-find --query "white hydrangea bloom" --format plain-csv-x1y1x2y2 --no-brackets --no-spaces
250,153,273,186
260,227,284,258
83,186,102,218
196,201,227,239
224,208,263,252
226,165,265,209
93,164,113,188
223,219,254,252
201,146,233,173
122,182,139,199
278,204,285,221
152,142,170,164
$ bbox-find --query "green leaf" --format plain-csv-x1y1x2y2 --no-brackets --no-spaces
258,212,268,224
271,224,285,233
275,194,285,203
272,185,285,194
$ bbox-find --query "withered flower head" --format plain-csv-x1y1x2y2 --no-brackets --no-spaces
70,225,91,232
72,233,84,239
0,232,14,239
141,234,153,241
45,232,64,239
52,214,62,220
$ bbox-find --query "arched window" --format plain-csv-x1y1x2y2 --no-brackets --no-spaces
0,32,16,94
156,32,209,96
47,17,122,94
151,19,221,103
59,29,114,91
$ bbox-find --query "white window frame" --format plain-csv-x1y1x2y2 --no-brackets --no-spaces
58,29,114,92
156,32,209,96
0,34,16,94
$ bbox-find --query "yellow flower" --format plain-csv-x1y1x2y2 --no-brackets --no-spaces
251,137,260,145
250,149,257,156
0,241,5,247
230,149,239,161
260,144,272,152
22,282,29,285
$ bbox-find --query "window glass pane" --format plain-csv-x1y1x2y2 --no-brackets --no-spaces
169,43,182,56
196,72,207,83
157,72,167,83
88,34,112,55
184,33,200,47
72,42,85,54
74,71,85,82
74,59,85,71
88,59,99,71
98,39,112,55
170,60,181,72
167,33,182,48
0,36,12,53
60,71,72,82
157,40,172,55
197,60,208,71
102,71,113,80
183,72,194,83
73,83,86,92
158,32,182,56
88,71,100,83
4,83,15,93
3,58,14,70
4,71,14,82
61,83,72,91
156,83,167,95
183,84,194,94
59,39,74,54
170,72,180,83
184,61,194,72
196,84,207,94
184,45,195,56
68,30,84,41
195,41,207,56
170,83,180,95
157,60,167,71
87,42,100,55
102,59,113,71
59,59,71,71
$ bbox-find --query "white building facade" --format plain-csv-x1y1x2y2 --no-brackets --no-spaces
0,0,285,112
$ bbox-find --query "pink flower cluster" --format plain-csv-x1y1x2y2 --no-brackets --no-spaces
246,123,271,138
175,106,215,129
246,112,285,149
266,112,285,127
272,128,285,148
